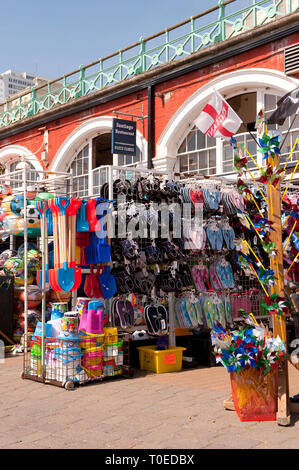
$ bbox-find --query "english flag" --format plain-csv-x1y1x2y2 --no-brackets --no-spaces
194,89,242,140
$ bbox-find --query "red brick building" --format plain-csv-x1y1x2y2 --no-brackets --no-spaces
0,2,298,194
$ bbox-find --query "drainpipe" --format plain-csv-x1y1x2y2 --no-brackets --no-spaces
147,85,155,169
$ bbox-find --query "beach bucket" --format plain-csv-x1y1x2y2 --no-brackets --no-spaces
61,312,79,338
51,302,68,321
75,297,92,318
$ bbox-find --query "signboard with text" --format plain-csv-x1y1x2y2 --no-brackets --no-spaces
112,118,136,156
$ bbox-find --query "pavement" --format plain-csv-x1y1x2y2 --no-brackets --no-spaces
1,355,299,449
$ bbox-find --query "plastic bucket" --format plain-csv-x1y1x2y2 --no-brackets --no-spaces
230,366,278,421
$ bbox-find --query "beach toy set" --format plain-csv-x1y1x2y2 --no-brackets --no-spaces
103,328,123,377
78,300,105,378
45,340,82,383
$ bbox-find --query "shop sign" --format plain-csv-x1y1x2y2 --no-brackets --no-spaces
112,118,136,156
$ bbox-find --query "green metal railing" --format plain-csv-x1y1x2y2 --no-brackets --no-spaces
0,0,297,128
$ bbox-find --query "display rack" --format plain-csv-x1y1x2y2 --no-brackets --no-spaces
0,162,276,388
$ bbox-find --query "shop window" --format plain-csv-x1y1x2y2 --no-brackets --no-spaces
178,127,216,175
69,144,89,197
9,161,37,190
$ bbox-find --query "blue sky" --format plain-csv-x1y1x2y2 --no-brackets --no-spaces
1,0,252,79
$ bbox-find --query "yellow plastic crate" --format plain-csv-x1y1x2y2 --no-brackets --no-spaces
137,346,186,374
104,327,118,344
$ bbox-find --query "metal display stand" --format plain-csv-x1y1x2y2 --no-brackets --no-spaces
0,167,71,373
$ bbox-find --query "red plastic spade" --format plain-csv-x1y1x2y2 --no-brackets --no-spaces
48,199,62,292
66,197,82,291
55,197,76,292
35,200,50,292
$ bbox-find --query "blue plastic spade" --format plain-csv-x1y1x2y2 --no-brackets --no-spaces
35,200,50,292
76,199,89,232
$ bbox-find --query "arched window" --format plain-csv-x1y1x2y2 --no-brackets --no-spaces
8,160,38,190
69,144,89,197
68,133,145,197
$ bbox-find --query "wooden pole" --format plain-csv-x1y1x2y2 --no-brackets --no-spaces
267,152,291,426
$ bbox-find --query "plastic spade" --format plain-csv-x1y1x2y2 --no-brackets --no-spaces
76,198,89,232
66,197,82,291
55,197,75,292
48,199,62,292
35,200,50,292
95,198,111,262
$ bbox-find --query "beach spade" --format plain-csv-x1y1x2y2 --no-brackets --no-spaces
35,200,50,292
66,197,82,291
48,198,62,292
55,197,76,292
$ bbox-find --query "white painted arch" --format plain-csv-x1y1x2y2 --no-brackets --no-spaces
0,144,44,171
156,68,299,160
51,115,148,172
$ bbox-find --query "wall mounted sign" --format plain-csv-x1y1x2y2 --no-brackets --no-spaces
112,118,136,156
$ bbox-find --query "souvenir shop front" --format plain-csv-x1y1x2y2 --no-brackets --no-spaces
0,151,297,396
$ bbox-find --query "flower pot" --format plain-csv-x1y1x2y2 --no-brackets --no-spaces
230,366,278,421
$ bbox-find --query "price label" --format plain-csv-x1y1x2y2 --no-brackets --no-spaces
164,353,177,365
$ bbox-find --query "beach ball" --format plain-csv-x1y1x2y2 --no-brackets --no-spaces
0,249,17,267
22,205,41,228
26,249,42,272
49,290,72,303
1,195,14,215
19,309,41,331
0,184,12,201
14,272,34,286
17,242,37,259
4,256,24,276
10,195,25,216
0,207,8,222
35,192,54,201
2,214,23,234
20,285,42,308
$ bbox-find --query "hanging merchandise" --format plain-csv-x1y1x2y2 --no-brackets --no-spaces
13,161,281,389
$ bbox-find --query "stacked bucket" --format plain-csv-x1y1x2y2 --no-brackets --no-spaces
45,302,82,382
78,300,105,378
103,327,123,377
45,340,82,382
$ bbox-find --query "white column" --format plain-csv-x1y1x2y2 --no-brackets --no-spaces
256,90,264,169
216,137,223,174
88,138,93,196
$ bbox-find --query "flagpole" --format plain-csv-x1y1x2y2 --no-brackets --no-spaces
245,125,260,148
279,109,299,151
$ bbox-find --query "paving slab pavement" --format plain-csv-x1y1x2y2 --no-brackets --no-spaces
1,355,299,449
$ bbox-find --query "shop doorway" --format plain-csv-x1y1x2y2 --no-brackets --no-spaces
92,133,113,168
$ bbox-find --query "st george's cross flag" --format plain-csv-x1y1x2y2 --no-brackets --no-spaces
194,89,242,140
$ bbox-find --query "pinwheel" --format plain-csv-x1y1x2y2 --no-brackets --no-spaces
257,266,276,286
211,313,286,374
262,293,289,319
258,164,283,186
258,133,281,160
237,178,251,196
